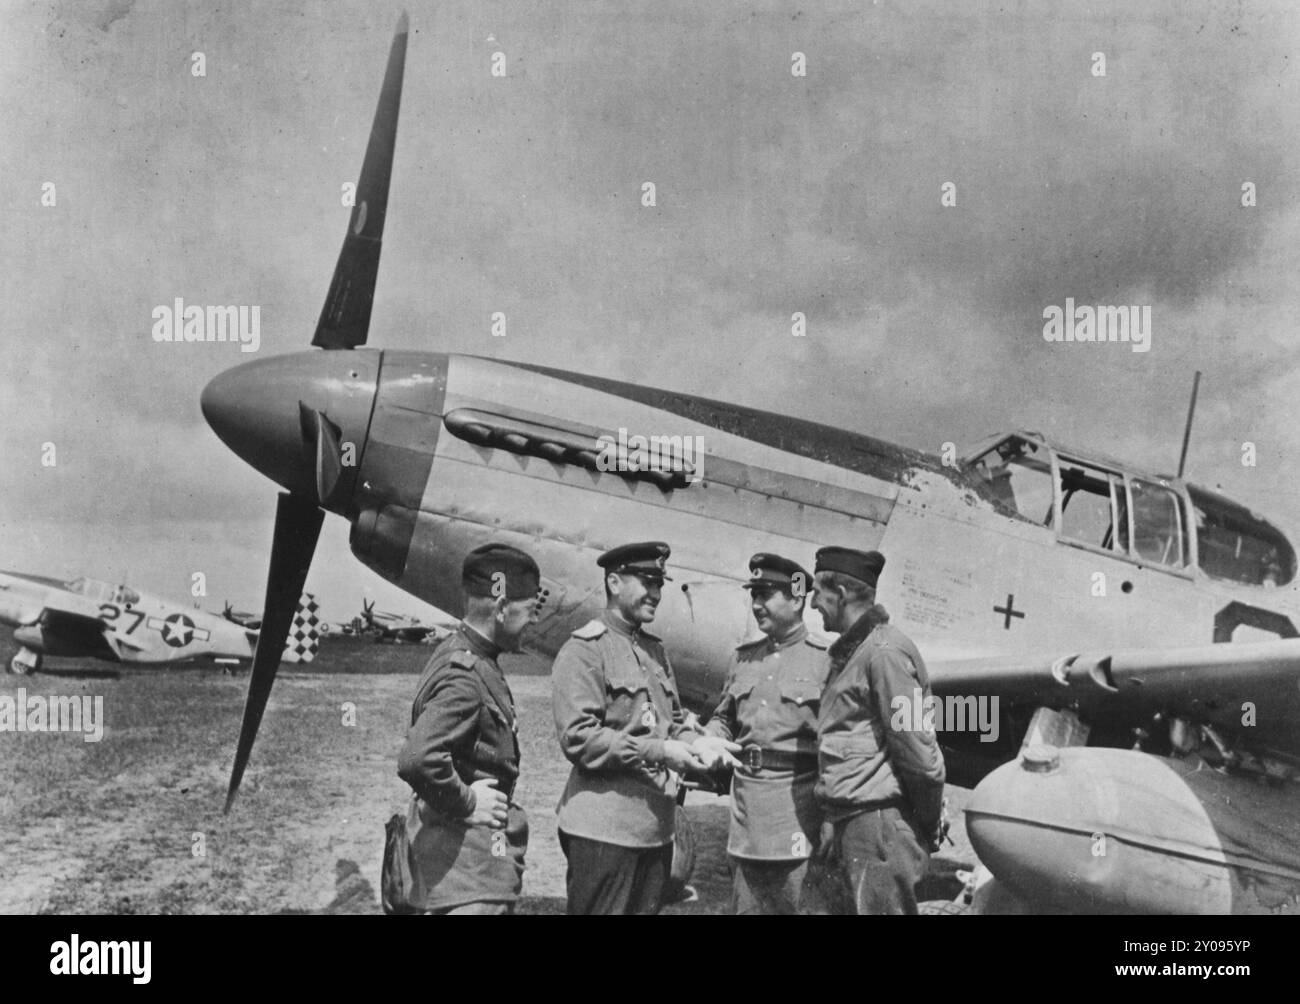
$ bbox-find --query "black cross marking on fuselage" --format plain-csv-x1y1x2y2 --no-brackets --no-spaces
993,594,1025,630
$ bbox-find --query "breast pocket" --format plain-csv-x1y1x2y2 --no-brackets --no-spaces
657,667,681,704
779,675,821,708
604,664,648,730
727,673,759,702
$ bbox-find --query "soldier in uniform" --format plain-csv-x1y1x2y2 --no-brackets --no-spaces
552,541,711,915
395,543,541,915
809,546,946,915
695,552,831,915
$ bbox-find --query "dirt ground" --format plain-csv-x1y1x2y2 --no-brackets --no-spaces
0,646,975,915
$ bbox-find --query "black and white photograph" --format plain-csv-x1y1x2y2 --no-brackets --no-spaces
1,0,1296,959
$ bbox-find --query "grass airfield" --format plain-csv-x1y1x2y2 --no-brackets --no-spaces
1,636,973,914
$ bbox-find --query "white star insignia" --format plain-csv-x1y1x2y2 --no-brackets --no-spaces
163,616,194,645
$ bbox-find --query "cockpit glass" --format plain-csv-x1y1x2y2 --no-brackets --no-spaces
65,577,113,601
1129,479,1186,568
1191,488,1295,586
1057,459,1122,552
965,437,1055,526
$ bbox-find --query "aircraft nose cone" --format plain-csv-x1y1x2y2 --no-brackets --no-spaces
201,350,380,503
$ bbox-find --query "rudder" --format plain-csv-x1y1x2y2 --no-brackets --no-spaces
283,593,321,664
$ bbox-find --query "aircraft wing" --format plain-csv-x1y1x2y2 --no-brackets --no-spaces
32,604,123,660
32,595,150,658
105,628,150,652
38,592,103,622
391,624,436,641
931,637,1300,764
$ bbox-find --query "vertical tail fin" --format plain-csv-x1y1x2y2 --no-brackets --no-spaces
283,593,321,664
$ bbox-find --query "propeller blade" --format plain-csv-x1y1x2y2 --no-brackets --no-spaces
312,12,409,350
224,492,324,813
298,401,344,507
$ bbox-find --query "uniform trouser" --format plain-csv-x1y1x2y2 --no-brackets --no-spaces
559,831,673,915
818,805,930,915
424,901,512,915
730,857,809,915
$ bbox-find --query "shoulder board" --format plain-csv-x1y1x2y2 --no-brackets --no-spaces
804,633,831,651
446,649,478,670
571,619,607,640
735,636,768,652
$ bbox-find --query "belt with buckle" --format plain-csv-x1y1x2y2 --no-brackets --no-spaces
740,746,817,773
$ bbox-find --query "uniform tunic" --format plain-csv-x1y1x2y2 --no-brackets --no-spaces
396,624,528,910
815,604,945,829
552,609,702,848
704,623,831,860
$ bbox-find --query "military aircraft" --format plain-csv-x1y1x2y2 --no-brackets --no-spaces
221,601,262,631
199,15,1300,913
0,570,321,675
351,598,450,644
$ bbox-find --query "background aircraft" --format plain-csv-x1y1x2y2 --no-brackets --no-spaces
199,15,1300,913
0,570,321,675
221,601,262,631
347,598,450,643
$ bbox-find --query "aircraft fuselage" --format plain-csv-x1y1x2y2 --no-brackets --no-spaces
203,347,1300,726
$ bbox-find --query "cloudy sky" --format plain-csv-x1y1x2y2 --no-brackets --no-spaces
2,0,1298,623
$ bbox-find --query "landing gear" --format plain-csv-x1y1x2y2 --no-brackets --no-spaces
8,648,41,675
